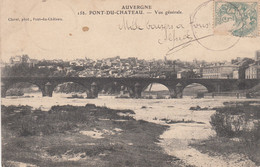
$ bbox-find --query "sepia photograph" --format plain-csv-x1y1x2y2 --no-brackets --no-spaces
1,0,260,166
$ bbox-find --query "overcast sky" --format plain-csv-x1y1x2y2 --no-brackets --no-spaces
1,0,259,62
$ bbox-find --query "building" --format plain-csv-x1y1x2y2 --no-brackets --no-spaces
202,64,239,79
177,71,185,78
245,62,260,79
255,50,260,61
177,70,196,79
9,55,38,67
9,55,23,65
233,70,239,79
193,68,202,77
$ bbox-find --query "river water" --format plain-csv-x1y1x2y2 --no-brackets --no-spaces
2,93,259,167
1,92,230,123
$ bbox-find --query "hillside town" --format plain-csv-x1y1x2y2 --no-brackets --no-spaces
2,51,260,79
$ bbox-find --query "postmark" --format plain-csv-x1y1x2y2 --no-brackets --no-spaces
190,0,241,51
214,0,259,37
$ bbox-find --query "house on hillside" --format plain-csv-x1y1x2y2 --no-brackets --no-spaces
245,62,260,79
202,64,239,79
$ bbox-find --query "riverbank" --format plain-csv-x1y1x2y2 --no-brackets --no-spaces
159,100,259,167
1,104,185,167
189,101,260,166
2,95,260,166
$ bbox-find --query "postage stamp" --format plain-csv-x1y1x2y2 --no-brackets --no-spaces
214,0,259,37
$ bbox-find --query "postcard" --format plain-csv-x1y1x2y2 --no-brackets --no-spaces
1,0,260,166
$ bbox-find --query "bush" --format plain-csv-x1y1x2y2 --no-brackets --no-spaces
156,94,165,99
210,103,260,143
6,89,24,96
2,105,135,137
242,121,260,145
210,113,238,137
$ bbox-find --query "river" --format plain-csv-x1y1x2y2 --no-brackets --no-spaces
1,93,259,167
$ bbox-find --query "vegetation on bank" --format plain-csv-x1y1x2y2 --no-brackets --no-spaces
2,105,184,167
248,84,260,97
191,101,260,165
6,89,24,96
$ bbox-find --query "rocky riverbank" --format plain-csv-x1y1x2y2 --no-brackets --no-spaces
1,104,186,167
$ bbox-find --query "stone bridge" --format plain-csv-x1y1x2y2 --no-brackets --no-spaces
1,77,260,98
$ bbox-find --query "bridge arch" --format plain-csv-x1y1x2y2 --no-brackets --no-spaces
142,82,174,99
51,81,90,98
181,81,216,93
2,81,44,97
100,81,135,98
182,83,209,97
99,81,122,95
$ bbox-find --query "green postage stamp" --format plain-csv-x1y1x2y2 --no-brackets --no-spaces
214,0,259,37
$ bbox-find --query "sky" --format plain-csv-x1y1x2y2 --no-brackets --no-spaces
1,0,260,63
